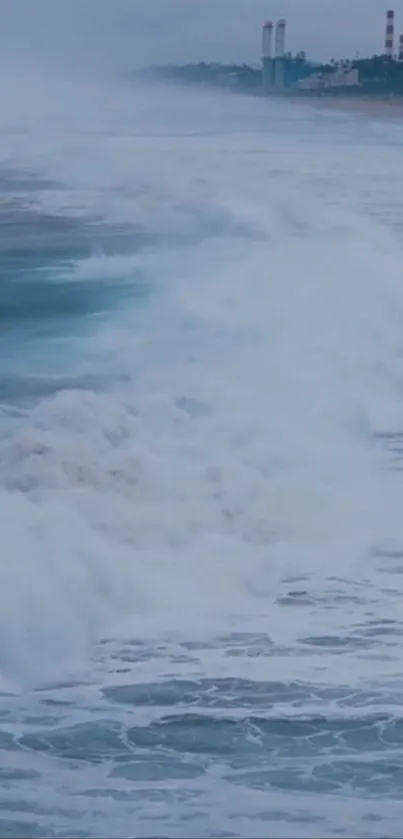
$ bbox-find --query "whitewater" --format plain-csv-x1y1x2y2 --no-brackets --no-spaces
1,67,403,836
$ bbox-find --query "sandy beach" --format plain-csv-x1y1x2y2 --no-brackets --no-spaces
311,94,403,119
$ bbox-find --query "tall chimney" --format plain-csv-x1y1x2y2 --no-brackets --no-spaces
262,21,274,94
274,19,287,90
399,33,403,59
275,18,286,58
262,20,273,59
385,9,395,57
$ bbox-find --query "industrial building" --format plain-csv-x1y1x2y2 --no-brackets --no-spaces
261,9,403,96
149,7,403,101
297,66,359,92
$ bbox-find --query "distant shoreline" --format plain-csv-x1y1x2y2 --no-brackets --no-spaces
292,93,403,119
135,66,403,121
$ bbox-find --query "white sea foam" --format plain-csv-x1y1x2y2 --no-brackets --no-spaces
1,72,403,694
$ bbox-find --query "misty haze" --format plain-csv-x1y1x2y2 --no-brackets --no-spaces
0,1,402,838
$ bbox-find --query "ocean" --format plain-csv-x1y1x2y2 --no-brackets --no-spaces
1,70,403,837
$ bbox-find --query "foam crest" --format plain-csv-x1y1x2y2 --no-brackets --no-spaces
2,78,403,685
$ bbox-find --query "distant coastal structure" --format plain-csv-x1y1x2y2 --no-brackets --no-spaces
385,9,395,58
262,19,287,92
261,21,273,94
260,15,360,94
261,18,287,93
143,8,403,100
297,65,359,93
261,8,403,96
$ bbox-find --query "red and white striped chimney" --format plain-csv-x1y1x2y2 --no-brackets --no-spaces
385,9,395,57
399,33,403,60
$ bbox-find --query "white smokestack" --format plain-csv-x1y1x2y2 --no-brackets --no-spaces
262,21,274,60
275,19,286,58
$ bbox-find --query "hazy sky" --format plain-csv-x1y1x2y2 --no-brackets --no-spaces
0,1,393,73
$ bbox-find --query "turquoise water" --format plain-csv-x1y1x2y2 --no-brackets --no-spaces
1,78,403,836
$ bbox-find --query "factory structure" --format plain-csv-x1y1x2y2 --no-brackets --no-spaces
261,9,403,95
262,20,286,92
150,8,403,101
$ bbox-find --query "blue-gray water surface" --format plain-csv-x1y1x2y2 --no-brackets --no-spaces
2,78,403,838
